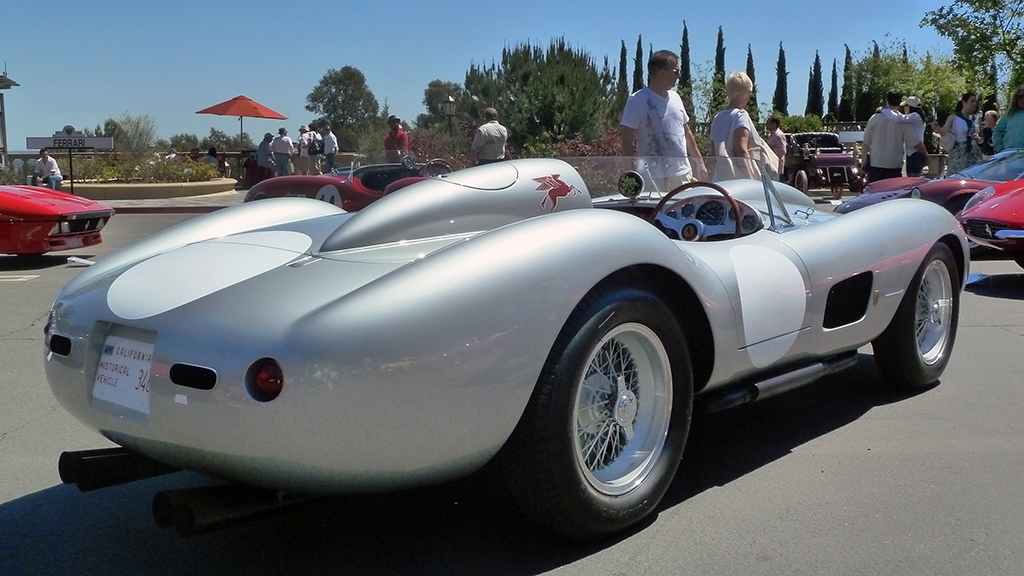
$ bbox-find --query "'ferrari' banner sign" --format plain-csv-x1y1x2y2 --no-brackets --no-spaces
26,129,113,150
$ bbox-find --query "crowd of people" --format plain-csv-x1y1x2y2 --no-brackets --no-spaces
255,122,340,180
616,48,1024,188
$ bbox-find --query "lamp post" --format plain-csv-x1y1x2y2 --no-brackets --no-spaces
440,95,456,136
0,71,19,168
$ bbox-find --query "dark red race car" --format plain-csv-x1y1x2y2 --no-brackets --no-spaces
243,158,454,212
0,185,114,256
958,179,1024,268
835,148,1024,215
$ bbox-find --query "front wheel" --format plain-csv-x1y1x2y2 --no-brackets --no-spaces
794,170,809,193
873,243,959,389
499,287,693,539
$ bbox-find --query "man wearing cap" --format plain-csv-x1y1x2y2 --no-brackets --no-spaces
384,115,408,163
256,132,276,181
271,127,294,176
296,125,313,175
900,96,928,177
862,89,927,182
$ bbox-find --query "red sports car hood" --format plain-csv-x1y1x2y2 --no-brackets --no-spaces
963,184,1024,221
0,185,113,217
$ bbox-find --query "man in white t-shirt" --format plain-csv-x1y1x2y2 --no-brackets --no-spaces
620,49,707,192
469,107,508,165
32,148,63,189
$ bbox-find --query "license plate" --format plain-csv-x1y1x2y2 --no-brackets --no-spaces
92,330,155,415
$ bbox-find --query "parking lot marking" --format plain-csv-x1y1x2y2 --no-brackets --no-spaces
0,275,40,282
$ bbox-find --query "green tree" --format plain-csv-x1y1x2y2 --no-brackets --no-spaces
633,36,644,92
306,66,380,150
838,45,855,121
773,42,788,115
463,38,617,152
921,0,1023,81
92,112,157,159
678,22,695,117
710,27,727,116
745,44,759,122
415,80,466,129
827,59,839,121
805,52,823,117
844,39,973,122
617,40,629,110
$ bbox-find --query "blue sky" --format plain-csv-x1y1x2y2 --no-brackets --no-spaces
1,0,952,152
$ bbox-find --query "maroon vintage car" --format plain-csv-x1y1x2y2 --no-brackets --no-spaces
958,179,1024,268
835,148,1024,215
784,132,866,199
0,185,114,256
243,158,453,212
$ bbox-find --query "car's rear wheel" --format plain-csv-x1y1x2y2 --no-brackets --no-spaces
499,286,693,540
794,170,809,193
872,243,959,390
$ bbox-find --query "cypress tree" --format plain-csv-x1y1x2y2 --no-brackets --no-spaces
678,22,694,115
837,45,854,121
773,42,788,115
827,58,839,121
710,27,727,115
805,51,823,117
633,36,644,92
745,44,759,122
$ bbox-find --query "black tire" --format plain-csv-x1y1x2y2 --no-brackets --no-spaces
873,243,959,389
499,286,693,540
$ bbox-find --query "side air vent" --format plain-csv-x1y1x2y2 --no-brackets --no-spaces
823,271,873,329
169,364,218,390
49,335,72,356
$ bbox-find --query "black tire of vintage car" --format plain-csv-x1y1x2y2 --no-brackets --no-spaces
872,242,960,389
499,285,693,540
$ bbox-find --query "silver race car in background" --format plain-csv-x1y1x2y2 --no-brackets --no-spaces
44,156,968,539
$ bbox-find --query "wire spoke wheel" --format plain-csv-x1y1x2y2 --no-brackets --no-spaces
915,259,953,365
574,323,672,496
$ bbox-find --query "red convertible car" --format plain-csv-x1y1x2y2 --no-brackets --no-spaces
835,148,1024,215
958,179,1024,268
0,185,114,256
243,158,454,212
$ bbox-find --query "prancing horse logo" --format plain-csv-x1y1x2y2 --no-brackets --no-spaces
534,174,582,211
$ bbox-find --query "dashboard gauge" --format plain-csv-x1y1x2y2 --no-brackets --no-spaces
742,214,759,231
695,201,725,225
680,203,695,218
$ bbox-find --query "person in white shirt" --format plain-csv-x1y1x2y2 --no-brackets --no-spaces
32,148,62,189
321,123,340,172
862,89,928,182
620,49,707,192
271,127,294,176
469,108,508,165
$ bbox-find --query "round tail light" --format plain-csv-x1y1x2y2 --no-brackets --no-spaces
246,358,284,402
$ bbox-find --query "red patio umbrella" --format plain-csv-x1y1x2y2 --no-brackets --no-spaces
196,95,287,149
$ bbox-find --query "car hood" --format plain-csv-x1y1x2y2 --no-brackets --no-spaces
963,187,1024,222
0,185,113,217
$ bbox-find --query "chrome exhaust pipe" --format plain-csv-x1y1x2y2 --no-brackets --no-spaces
58,447,179,492
152,484,320,536
699,352,859,413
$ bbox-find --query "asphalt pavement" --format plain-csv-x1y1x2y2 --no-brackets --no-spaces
103,188,248,214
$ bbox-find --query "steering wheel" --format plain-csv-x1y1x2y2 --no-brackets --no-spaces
647,180,743,238
419,158,454,177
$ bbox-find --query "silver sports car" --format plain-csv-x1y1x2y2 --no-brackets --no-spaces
45,156,968,539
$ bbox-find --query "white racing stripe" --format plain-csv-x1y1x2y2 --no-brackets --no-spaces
730,245,806,367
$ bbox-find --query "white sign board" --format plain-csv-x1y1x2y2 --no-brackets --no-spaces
26,131,114,150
